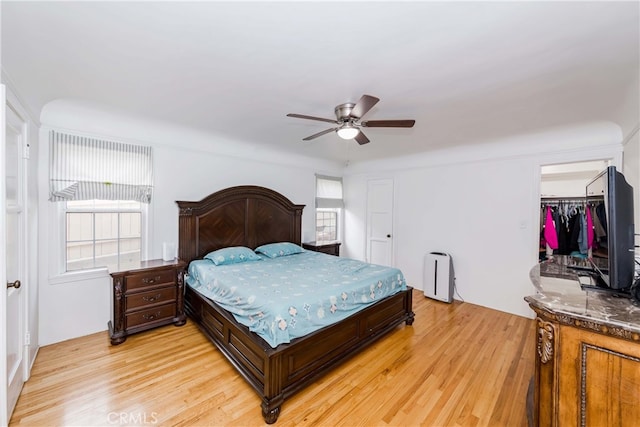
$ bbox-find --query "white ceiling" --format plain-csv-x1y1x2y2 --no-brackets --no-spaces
2,1,639,164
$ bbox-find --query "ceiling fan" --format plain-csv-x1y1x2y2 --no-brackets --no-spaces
287,94,415,145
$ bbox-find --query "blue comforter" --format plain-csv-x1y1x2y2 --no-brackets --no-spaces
187,250,406,348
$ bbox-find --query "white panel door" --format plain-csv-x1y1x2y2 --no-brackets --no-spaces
366,178,394,266
0,84,7,427
1,86,27,425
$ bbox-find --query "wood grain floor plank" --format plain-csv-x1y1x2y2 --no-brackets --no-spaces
10,290,535,426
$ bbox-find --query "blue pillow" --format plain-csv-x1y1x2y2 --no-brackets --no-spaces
255,242,304,258
203,246,261,266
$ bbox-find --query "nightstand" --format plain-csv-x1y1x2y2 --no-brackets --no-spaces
108,259,187,345
302,241,341,256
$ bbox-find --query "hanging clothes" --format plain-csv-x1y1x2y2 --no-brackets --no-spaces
586,207,594,249
540,199,590,257
568,211,581,254
592,203,607,239
596,203,607,234
577,211,588,255
543,205,559,250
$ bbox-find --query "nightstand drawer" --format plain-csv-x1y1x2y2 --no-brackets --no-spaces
109,259,187,345
125,269,176,291
125,287,177,312
125,304,176,329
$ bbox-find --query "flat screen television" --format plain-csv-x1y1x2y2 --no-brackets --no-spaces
586,166,635,291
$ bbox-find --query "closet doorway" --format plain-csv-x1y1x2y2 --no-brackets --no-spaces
539,160,610,261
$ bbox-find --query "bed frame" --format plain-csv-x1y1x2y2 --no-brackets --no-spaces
177,185,414,423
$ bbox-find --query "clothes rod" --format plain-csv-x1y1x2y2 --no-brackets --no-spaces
541,196,586,201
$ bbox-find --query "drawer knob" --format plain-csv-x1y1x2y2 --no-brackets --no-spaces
142,293,162,302
142,311,162,321
142,275,162,285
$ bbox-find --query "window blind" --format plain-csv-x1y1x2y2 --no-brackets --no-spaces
49,131,153,203
316,174,344,208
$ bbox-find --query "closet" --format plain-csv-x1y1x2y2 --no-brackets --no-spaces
539,160,609,261
539,197,605,260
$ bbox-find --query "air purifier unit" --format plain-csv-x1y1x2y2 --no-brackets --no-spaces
424,252,454,303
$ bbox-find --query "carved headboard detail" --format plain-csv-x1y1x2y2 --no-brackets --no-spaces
176,186,305,264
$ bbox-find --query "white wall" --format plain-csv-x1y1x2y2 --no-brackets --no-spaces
540,160,610,198
344,122,625,318
37,100,342,345
622,125,640,231
618,78,640,231
540,177,594,197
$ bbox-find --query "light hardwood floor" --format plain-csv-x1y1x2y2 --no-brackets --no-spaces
10,290,535,426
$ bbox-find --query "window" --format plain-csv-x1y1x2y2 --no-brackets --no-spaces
49,131,153,274
315,175,344,242
316,209,338,241
65,200,143,272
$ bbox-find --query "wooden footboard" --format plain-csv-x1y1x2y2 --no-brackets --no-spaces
185,285,415,423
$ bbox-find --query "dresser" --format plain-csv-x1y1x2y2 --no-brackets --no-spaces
526,256,640,426
109,259,187,345
302,241,341,256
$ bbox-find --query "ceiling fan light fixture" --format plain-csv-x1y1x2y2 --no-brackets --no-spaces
336,124,359,140
287,94,415,144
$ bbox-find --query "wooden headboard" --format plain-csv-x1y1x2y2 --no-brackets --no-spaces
176,186,305,264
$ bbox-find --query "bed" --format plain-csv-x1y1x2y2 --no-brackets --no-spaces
177,185,414,423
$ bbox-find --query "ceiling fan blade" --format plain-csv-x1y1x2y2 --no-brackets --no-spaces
287,113,338,124
361,119,415,128
302,127,338,141
354,130,370,145
349,95,380,119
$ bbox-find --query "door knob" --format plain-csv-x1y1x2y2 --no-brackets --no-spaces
6,280,21,289
387,234,391,238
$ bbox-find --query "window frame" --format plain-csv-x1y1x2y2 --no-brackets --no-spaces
314,174,344,243
315,208,340,242
48,200,150,283
65,200,145,273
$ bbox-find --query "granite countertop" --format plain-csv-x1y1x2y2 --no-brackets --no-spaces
527,255,640,335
